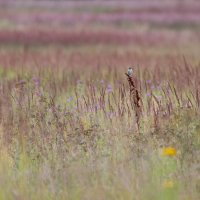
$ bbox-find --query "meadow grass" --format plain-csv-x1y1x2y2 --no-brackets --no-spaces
0,0,200,199
0,44,199,199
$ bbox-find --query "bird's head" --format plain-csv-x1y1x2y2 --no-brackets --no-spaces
127,67,133,76
128,67,134,71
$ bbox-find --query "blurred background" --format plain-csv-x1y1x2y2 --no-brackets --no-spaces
0,0,200,69
0,1,200,199
0,0,200,46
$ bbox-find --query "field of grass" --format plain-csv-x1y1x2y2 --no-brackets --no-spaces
0,1,200,199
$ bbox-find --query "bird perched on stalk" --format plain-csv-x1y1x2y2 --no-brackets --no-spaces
127,67,133,76
125,66,141,131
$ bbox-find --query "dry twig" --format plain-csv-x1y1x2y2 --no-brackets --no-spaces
125,73,142,130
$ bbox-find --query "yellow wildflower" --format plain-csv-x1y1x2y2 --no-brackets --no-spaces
161,147,176,156
81,117,90,130
162,180,174,189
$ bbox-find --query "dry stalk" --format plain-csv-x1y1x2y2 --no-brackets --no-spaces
125,73,142,130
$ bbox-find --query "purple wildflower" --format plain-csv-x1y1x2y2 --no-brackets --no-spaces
146,92,151,97
100,80,104,84
32,77,40,86
156,95,162,101
146,80,152,84
67,97,73,102
106,84,113,93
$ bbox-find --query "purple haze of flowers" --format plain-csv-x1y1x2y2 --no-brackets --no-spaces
100,80,104,84
106,84,113,93
155,95,162,101
7,11,200,26
67,97,73,102
146,80,152,84
32,77,40,86
158,96,162,100
71,106,77,112
95,103,101,110
35,91,42,97
156,85,162,91
107,112,116,118
77,80,83,85
146,92,151,97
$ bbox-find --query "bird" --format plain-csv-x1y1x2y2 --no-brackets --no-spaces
127,67,133,76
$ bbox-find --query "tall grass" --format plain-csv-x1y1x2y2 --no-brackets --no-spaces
0,1,200,198
0,45,199,199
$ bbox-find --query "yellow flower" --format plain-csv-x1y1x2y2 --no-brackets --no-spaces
161,147,176,156
162,180,174,189
81,117,90,130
